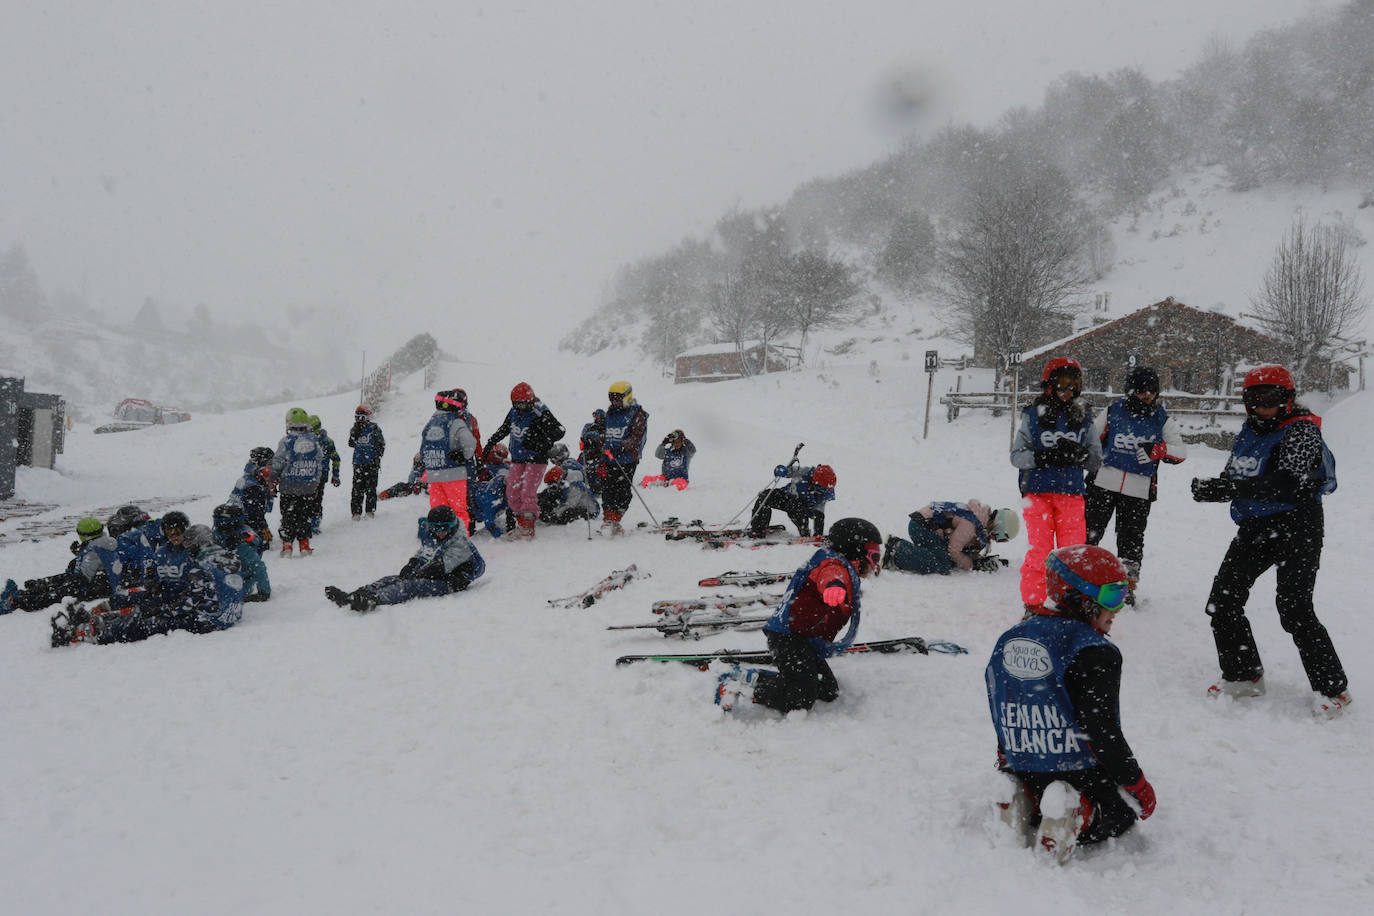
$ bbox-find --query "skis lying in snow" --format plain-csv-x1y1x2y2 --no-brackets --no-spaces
547,565,646,608
696,570,790,589
650,592,784,616
664,524,785,542
606,614,770,638
614,636,967,667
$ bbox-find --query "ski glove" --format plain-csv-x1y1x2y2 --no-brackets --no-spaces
774,465,790,477
1034,444,1078,468
1191,477,1235,503
973,555,1007,573
822,585,847,607
446,448,466,465
1123,773,1156,819
331,471,341,487
544,466,564,484
1148,442,1169,461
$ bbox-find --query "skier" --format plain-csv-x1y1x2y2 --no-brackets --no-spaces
228,446,276,550
268,407,325,557
307,414,341,534
747,463,837,538
882,501,1020,574
538,443,600,525
211,503,271,602
1084,366,1187,605
1010,357,1102,615
484,382,565,540
348,404,386,520
986,544,1156,862
419,389,479,531
1191,364,1350,716
715,517,881,714
471,442,513,537
323,505,485,612
597,381,648,535
378,452,427,501
3,517,122,614
107,504,155,587
641,429,695,489
580,409,608,496
52,524,245,646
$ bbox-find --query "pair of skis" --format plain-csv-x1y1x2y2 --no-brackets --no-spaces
615,636,968,668
547,565,647,608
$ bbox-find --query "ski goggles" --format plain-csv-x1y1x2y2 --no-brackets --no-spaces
1046,553,1129,612
1243,385,1287,409
427,520,458,536
1050,372,1081,395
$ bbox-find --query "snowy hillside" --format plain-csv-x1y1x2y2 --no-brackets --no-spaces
3,318,1372,912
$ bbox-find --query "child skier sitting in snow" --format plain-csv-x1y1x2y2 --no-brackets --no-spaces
641,429,695,489
323,505,485,612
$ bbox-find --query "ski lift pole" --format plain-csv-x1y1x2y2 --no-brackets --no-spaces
1006,351,1023,450
923,350,938,439
721,442,804,527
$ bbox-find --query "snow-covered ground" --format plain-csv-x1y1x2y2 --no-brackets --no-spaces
3,334,1371,913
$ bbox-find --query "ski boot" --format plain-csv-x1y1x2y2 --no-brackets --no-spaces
50,599,98,648
297,538,313,557
1314,689,1353,719
324,586,352,607
349,588,378,613
714,664,762,712
280,541,293,558
1207,677,1265,700
2,578,20,614
1034,781,1093,864
995,774,1036,848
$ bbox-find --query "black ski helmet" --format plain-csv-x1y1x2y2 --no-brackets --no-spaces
107,504,146,538
250,446,274,467
1125,366,1160,396
826,517,882,567
182,524,214,557
161,511,190,537
426,504,459,534
212,502,245,530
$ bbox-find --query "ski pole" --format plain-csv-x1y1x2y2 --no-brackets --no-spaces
721,442,804,527
604,450,661,528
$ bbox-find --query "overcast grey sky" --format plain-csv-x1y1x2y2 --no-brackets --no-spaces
0,0,1336,355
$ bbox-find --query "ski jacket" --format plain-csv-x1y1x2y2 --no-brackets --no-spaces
546,459,600,517
604,403,649,465
214,525,270,596
779,465,836,510
228,463,272,531
153,542,196,600
348,419,386,468
271,430,325,496
986,611,1143,784
911,499,992,569
764,547,861,657
1010,399,1102,496
488,401,565,463
399,527,486,592
169,546,245,632
73,534,123,593
420,411,479,483
655,438,696,481
1223,413,1336,523
1090,398,1186,501
115,526,157,585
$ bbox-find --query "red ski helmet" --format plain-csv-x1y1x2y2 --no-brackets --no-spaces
810,464,837,489
1242,364,1295,414
510,382,535,405
355,404,373,416
1045,544,1130,616
489,442,510,462
1041,357,1083,394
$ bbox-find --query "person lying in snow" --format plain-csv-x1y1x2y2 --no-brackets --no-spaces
323,505,485,612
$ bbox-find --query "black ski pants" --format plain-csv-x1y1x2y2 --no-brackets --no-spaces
278,493,315,543
601,461,637,517
16,571,111,612
1009,767,1138,846
750,489,823,537
350,463,380,516
1084,487,1152,574
1205,502,1347,696
752,631,839,712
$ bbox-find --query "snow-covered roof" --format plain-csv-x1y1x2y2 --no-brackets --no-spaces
675,339,772,358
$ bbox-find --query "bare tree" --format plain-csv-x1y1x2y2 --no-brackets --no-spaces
939,149,1092,376
1251,215,1369,386
776,250,862,359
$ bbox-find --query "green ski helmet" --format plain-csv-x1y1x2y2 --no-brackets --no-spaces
308,414,322,433
75,517,104,541
285,407,310,429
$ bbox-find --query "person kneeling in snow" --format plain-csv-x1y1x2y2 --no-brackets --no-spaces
881,501,1019,574
324,505,485,612
537,443,600,525
641,429,695,490
984,544,1155,863
715,518,880,714
51,525,245,646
